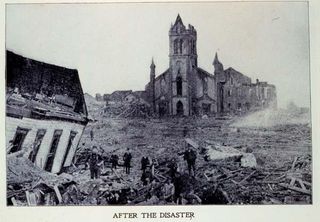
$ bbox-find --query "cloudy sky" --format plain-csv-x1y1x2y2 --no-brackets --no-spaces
6,2,310,108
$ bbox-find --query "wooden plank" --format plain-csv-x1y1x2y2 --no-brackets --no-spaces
54,185,63,203
289,178,296,186
278,183,311,195
230,179,246,189
11,197,17,206
298,179,307,190
25,191,37,206
291,157,298,170
239,170,256,184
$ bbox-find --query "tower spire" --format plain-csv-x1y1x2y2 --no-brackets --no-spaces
213,52,223,72
213,52,219,64
174,14,184,26
150,57,155,69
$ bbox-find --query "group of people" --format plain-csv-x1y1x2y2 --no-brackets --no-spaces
87,147,132,179
86,139,199,205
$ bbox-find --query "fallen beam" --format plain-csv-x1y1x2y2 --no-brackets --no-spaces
278,183,311,195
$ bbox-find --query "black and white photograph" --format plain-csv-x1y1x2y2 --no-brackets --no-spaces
5,1,312,207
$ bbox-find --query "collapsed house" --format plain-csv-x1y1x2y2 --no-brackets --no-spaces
6,50,89,174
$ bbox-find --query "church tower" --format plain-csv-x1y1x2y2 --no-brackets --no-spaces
149,58,156,113
168,14,197,116
213,52,226,114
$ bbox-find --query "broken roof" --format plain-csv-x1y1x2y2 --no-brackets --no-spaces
6,50,88,123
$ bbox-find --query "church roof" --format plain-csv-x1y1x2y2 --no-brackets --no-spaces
154,68,170,81
197,67,215,79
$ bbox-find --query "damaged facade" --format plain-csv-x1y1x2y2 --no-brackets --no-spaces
145,15,277,116
6,50,88,174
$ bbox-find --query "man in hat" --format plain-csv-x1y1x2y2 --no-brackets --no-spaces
140,156,150,174
183,146,197,176
123,148,132,174
88,146,104,179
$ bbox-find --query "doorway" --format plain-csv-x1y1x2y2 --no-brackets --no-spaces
176,101,184,116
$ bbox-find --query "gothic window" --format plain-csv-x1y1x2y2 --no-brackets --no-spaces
230,77,233,85
179,39,183,54
176,76,182,96
174,39,179,54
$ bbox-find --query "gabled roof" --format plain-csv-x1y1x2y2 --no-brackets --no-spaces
154,68,170,81
197,67,215,79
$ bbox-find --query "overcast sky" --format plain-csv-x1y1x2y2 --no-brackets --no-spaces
6,2,310,108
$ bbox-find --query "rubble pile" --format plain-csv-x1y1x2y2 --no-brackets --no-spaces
7,101,312,205
101,101,151,118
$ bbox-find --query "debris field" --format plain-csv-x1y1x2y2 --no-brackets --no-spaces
7,97,312,206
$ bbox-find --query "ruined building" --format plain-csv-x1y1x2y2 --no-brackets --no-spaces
145,15,276,116
6,50,88,173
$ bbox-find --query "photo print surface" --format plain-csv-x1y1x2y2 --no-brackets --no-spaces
5,2,311,206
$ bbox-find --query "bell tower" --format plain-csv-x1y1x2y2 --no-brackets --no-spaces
168,14,197,116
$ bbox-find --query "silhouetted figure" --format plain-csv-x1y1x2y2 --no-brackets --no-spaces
184,147,197,176
123,149,132,174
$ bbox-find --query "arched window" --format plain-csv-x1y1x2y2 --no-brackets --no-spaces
179,39,183,54
174,39,179,54
176,76,182,96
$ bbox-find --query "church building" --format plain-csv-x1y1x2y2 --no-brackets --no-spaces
145,15,276,116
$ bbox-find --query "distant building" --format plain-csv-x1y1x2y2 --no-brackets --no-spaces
145,15,277,116
6,50,89,173
95,93,103,101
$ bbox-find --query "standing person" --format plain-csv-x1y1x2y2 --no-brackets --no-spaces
184,146,197,176
140,156,150,173
90,129,94,141
123,148,132,174
111,154,119,172
167,157,178,179
173,172,183,204
88,146,104,179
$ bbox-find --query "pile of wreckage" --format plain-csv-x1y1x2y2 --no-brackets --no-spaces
101,101,151,119
7,136,312,206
